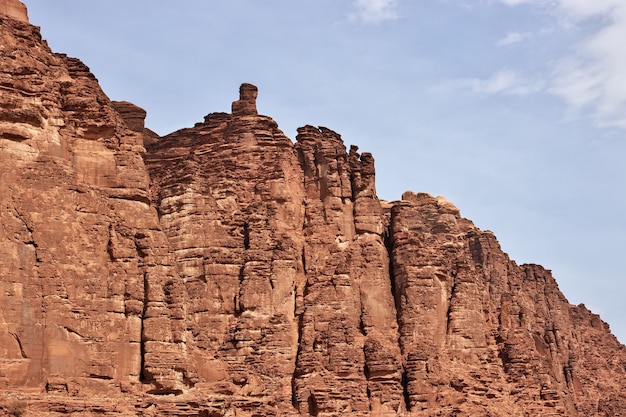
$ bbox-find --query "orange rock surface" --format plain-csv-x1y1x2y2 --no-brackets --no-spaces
0,0,27,23
1,2,625,416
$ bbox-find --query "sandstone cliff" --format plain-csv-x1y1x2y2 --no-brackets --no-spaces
0,0,187,403
1,2,625,416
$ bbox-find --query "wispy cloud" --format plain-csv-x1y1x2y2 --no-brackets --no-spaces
496,0,533,6
440,69,545,97
473,70,544,95
550,2,626,128
496,0,626,129
493,0,621,17
551,0,623,21
350,0,399,24
496,31,532,46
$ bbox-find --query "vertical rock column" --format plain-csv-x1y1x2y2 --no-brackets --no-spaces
389,191,584,415
348,146,405,415
145,84,305,410
0,13,186,395
390,192,511,413
293,127,403,416
389,193,457,411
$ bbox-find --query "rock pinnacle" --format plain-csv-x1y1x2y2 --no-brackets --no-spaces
231,83,258,116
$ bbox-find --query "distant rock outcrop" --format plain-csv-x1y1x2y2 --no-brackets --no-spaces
1,2,625,416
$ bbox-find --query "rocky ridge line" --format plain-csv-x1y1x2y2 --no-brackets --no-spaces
1,2,625,416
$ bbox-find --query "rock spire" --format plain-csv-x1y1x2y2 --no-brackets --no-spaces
231,82,258,116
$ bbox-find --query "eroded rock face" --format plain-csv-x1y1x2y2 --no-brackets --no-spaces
388,191,626,416
1,3,626,416
145,94,306,411
291,126,403,416
0,0,28,23
0,8,184,399
231,83,259,116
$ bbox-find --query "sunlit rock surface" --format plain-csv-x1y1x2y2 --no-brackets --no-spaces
1,2,625,416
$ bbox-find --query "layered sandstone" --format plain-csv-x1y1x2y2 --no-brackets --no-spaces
1,2,626,416
0,2,185,401
388,192,626,416
291,126,403,415
145,85,306,413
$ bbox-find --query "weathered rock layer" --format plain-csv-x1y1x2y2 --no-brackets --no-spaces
0,0,186,403
1,2,625,416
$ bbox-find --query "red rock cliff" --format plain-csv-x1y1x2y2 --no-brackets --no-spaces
0,3,185,404
1,3,625,417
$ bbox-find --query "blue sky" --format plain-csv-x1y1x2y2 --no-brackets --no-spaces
25,0,626,343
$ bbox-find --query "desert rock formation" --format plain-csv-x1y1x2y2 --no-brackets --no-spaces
1,1,625,416
0,0,186,402
0,0,27,23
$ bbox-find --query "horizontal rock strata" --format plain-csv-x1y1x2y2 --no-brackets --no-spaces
0,4,185,400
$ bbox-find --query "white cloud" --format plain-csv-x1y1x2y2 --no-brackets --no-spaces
350,0,399,23
549,3,626,128
552,0,622,21
495,0,626,129
493,0,621,21
496,0,533,6
452,69,545,96
496,31,532,46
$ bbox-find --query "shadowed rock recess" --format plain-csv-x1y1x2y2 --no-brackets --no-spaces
1,2,625,416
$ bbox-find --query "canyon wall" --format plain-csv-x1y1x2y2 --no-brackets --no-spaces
1,3,625,416
0,4,186,403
